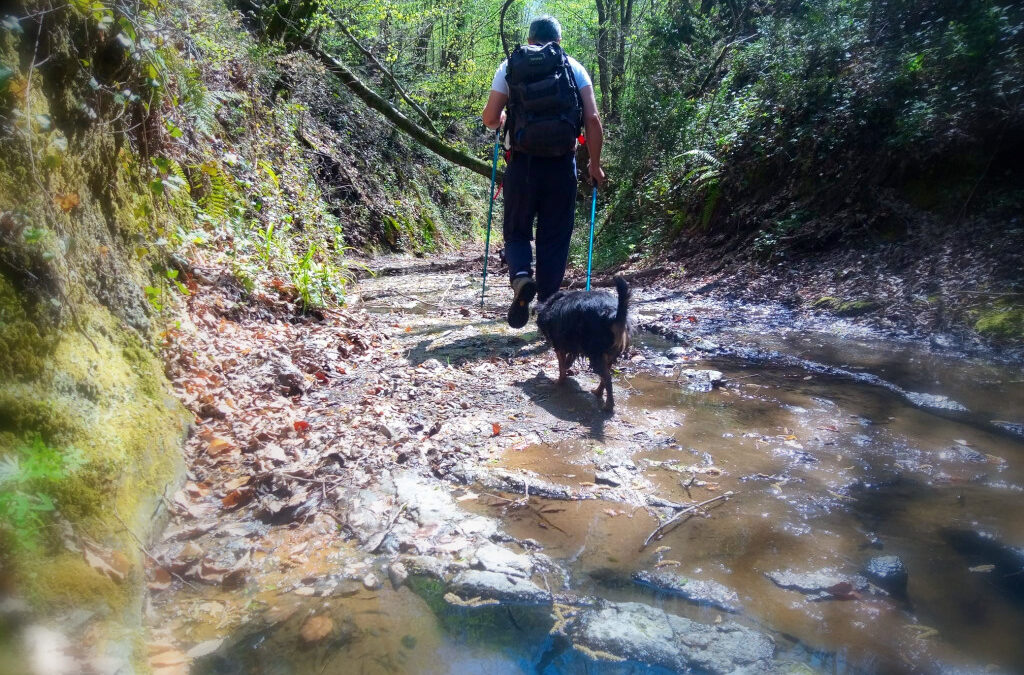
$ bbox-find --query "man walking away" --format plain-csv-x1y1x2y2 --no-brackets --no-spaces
482,15,605,329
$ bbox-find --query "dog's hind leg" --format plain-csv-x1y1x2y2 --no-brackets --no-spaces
556,350,568,384
600,355,615,411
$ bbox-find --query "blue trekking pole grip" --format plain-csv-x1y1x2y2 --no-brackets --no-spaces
586,185,597,291
481,129,501,307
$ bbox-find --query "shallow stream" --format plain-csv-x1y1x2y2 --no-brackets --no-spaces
158,262,1024,674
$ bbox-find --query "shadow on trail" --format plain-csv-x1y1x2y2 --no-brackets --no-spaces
515,371,609,440
406,330,547,366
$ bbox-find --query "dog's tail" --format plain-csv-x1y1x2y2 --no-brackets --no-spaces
611,276,631,353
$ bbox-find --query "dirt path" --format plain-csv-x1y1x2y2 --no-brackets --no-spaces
144,251,1024,674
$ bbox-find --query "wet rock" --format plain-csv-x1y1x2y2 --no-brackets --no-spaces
274,360,306,395
677,369,724,393
362,572,381,590
665,347,690,359
903,392,968,412
942,528,1024,601
594,471,621,487
863,556,908,596
766,569,867,601
471,543,532,578
562,600,774,674
632,570,741,613
402,555,451,581
937,445,987,463
992,420,1024,438
387,562,409,589
448,570,549,605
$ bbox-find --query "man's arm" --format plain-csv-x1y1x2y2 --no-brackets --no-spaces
579,85,605,185
482,90,508,130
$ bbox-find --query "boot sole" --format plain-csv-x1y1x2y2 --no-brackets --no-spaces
507,279,537,328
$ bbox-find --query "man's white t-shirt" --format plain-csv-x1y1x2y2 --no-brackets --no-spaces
490,55,593,94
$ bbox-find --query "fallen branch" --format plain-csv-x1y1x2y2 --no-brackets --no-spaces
640,491,734,551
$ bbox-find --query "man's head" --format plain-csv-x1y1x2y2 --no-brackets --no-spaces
528,15,562,45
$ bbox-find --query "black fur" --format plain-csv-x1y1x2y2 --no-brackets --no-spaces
535,277,632,411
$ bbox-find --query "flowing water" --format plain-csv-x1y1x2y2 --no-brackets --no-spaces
166,263,1024,674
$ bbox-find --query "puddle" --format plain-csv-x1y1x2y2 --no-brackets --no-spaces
476,331,1024,672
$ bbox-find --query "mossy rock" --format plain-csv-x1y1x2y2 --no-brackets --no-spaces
974,306,1024,341
813,296,880,317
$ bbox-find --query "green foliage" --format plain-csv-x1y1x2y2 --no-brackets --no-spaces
0,436,84,552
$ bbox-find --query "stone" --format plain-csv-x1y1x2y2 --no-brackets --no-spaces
274,360,306,395
594,471,621,487
362,572,381,590
632,570,741,613
472,543,532,578
863,556,908,596
677,369,724,393
387,562,408,589
992,420,1024,438
665,347,690,359
448,570,549,605
765,569,867,601
903,392,968,412
564,601,775,674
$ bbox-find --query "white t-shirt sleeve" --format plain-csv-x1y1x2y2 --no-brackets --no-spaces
490,56,593,94
568,57,593,90
491,60,509,95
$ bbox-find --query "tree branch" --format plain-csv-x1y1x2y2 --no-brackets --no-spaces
303,41,497,181
338,23,440,136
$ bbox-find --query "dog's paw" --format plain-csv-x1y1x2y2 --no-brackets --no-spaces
591,386,603,397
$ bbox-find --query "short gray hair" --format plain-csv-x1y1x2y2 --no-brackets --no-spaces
528,15,562,43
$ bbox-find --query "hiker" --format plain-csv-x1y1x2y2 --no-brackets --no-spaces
482,15,605,329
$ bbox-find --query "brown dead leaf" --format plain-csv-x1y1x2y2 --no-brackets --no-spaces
205,435,236,456
82,541,131,582
54,192,80,212
491,422,501,436
223,476,250,491
300,615,333,643
221,488,253,509
149,648,188,669
293,420,311,433
148,567,172,591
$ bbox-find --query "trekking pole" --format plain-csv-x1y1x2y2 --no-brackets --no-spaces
481,128,501,307
586,185,597,291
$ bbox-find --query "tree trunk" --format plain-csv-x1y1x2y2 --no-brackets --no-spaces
304,43,496,181
595,0,612,119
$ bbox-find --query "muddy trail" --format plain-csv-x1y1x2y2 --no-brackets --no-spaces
145,251,1024,675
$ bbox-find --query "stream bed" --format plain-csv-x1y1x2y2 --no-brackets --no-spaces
149,258,1024,674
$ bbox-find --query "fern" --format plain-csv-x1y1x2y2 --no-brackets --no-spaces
196,160,230,223
178,67,216,137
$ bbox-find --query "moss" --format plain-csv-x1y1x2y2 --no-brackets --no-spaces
813,296,879,317
974,305,1024,341
22,552,126,612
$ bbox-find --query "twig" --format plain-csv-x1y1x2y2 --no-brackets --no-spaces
112,510,199,590
640,491,734,551
437,274,459,307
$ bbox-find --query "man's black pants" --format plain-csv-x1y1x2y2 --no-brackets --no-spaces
502,152,577,302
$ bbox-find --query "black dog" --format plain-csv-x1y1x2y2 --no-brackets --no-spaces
536,277,632,411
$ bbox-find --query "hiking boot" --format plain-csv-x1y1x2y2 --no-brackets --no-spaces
507,275,537,328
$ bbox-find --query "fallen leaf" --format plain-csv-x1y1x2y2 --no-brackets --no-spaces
54,192,80,212
205,435,236,456
687,316,697,323
148,567,172,591
149,648,187,668
294,420,311,433
300,615,333,643
221,488,253,509
969,564,995,573
82,541,131,582
491,422,501,436
825,581,858,600
654,560,681,568
223,476,250,491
